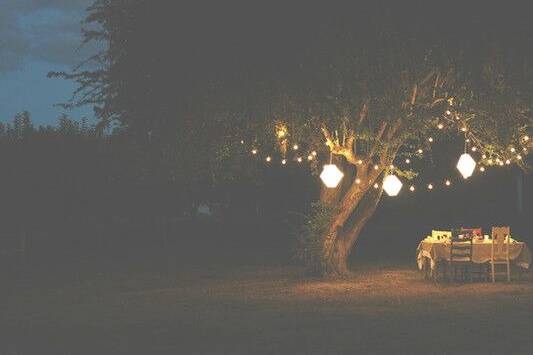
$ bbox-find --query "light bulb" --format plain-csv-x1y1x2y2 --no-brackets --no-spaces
373,183,379,189
293,144,299,150
428,184,433,190
409,185,415,192
281,159,287,165
445,180,451,186
510,147,515,153
297,157,303,163
307,155,313,161
374,164,379,170
480,166,485,172
252,149,258,155
456,153,476,179
311,151,317,156
266,156,271,162
428,137,434,143
355,178,361,184
437,123,444,129
383,174,403,196
320,164,344,188
405,159,410,164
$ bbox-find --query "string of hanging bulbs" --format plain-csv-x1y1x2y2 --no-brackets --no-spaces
239,98,530,197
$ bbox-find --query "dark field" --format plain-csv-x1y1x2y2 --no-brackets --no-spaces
2,259,532,355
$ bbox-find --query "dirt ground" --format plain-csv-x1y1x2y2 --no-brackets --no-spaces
2,262,533,354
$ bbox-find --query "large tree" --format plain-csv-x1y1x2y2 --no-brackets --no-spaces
59,2,532,277
225,6,532,276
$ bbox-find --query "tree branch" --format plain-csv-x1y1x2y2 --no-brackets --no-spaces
322,126,360,165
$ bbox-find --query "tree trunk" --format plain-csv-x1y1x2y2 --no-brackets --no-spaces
318,177,384,278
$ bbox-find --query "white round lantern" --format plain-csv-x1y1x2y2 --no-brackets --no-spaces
383,174,403,196
320,164,344,188
456,153,476,179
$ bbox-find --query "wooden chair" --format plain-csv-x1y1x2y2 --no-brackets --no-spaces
449,230,473,282
491,226,511,282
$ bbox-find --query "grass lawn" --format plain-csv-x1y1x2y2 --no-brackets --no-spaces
2,261,532,354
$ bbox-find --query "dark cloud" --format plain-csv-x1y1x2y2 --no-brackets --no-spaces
0,0,98,73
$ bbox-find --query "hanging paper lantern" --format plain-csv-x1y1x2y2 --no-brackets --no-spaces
383,174,403,197
320,164,344,188
456,153,476,179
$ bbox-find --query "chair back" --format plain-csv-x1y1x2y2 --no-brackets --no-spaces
491,226,510,260
432,230,451,239
450,238,473,262
461,227,482,238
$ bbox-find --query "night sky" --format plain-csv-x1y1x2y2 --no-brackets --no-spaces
0,0,100,126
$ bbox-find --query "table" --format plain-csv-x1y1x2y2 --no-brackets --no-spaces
417,238,532,273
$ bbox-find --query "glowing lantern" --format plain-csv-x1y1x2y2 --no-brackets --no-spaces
320,164,344,188
383,174,403,197
456,153,476,179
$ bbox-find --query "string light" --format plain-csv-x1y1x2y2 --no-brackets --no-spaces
487,159,493,165
311,151,317,157
297,157,303,163
517,155,522,160
479,166,485,172
465,138,470,143
307,155,313,161
281,159,287,165
409,185,415,192
471,146,477,152
357,159,363,165
445,110,452,115
405,158,411,164
510,147,516,153
428,137,434,143
524,135,530,142
505,159,511,165
445,179,451,186
383,174,403,196
389,164,395,169
265,156,271,162
498,161,504,166
482,154,487,159
460,126,467,132
293,144,299,151
417,149,423,154
251,149,258,155
373,183,379,189
355,178,361,184
456,153,476,179
428,184,433,190
374,164,379,170
437,123,444,129
320,164,344,188
240,140,245,144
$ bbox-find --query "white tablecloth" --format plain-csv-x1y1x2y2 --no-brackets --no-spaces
417,239,532,270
